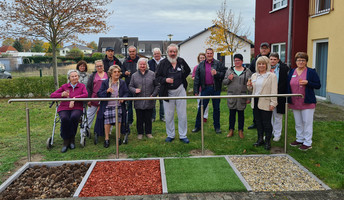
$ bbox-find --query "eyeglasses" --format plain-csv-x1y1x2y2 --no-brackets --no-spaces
96,65,103,68
113,71,120,73
296,59,307,63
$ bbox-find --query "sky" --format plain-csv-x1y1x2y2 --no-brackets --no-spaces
78,0,256,44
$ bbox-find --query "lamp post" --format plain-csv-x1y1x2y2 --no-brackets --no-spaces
167,34,173,44
122,36,128,58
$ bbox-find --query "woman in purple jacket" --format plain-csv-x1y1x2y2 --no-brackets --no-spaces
50,69,88,153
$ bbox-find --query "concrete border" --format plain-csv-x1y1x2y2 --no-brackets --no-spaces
159,158,168,194
224,155,252,191
73,161,98,197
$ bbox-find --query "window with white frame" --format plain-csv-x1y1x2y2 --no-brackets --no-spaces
121,48,126,54
139,44,145,53
272,0,288,11
316,0,331,13
271,43,286,63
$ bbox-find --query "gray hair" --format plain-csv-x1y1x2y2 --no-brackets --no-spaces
128,45,136,51
67,69,80,83
152,48,161,54
136,58,149,70
166,43,179,54
94,59,103,65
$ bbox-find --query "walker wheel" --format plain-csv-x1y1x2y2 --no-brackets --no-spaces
46,137,52,149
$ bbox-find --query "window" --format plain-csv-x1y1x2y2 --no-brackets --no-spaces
139,44,145,53
271,43,286,63
272,0,288,11
316,0,331,13
121,48,126,54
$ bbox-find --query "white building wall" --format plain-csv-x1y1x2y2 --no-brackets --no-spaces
179,29,251,72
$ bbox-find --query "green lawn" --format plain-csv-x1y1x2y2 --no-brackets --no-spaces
0,92,343,189
164,157,246,193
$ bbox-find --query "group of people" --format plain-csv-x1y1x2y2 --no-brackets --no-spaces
50,42,321,153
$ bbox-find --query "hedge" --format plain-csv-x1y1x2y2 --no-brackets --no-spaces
0,76,67,98
24,54,106,64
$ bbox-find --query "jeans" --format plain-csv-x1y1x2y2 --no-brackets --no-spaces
152,99,165,120
229,109,244,130
195,86,221,129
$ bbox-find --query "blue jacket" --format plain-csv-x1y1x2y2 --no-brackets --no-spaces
287,68,321,104
94,79,129,136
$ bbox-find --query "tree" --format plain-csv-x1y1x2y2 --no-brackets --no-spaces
87,41,98,51
67,48,84,59
206,0,250,67
19,37,32,52
31,39,44,52
0,0,113,89
2,37,15,46
42,42,51,53
13,39,24,52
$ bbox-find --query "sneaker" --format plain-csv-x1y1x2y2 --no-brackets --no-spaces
146,134,153,138
137,134,143,140
203,118,207,123
299,144,312,151
152,119,155,122
273,136,281,142
192,127,201,133
180,138,190,144
248,124,256,129
290,141,303,147
165,137,174,142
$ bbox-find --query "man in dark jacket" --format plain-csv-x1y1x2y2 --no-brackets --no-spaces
192,48,226,134
269,52,289,142
103,47,122,72
156,44,191,144
248,42,271,129
121,45,140,125
148,48,165,122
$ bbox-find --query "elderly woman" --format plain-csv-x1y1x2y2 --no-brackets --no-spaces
129,58,159,139
247,56,277,150
81,60,108,137
288,52,321,151
94,65,129,148
76,60,89,85
223,54,252,139
50,69,88,153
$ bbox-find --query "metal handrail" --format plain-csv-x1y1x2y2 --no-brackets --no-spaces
8,94,302,161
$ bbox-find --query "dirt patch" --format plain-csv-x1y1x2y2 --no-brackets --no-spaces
1,154,44,184
107,153,129,159
189,149,215,156
79,160,162,197
0,163,90,200
314,101,344,122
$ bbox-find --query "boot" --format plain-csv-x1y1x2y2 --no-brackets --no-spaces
265,133,272,150
61,139,69,153
238,130,244,139
226,129,234,137
69,136,75,149
253,132,265,147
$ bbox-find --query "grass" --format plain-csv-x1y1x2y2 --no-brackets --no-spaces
164,157,246,193
0,77,343,189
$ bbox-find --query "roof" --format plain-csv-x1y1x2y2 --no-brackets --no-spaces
60,44,93,51
0,46,18,52
179,25,254,47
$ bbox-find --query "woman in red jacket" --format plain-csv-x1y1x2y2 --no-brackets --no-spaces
50,69,88,153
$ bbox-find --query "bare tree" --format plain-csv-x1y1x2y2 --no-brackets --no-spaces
0,0,113,89
206,0,250,67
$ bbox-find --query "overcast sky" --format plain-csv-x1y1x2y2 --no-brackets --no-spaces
78,0,256,44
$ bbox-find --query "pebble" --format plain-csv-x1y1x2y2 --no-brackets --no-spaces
230,156,326,192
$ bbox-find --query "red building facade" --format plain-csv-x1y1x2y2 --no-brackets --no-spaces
255,0,309,67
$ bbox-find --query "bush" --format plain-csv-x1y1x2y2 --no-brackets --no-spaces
0,76,67,97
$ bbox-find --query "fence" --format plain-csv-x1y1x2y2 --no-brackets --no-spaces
8,94,302,161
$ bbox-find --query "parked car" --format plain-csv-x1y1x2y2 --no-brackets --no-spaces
0,68,12,79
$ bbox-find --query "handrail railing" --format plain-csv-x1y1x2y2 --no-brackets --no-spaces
9,94,302,161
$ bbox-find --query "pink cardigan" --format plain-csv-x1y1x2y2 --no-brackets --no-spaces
50,83,88,112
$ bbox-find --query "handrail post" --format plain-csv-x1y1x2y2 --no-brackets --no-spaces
201,98,204,155
284,97,288,153
115,103,119,159
25,103,31,162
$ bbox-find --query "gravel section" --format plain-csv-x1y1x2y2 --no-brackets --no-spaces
229,156,327,192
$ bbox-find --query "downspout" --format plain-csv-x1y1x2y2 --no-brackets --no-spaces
287,0,293,67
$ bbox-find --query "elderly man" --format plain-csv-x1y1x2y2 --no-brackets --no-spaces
248,42,271,129
148,48,165,122
192,48,226,134
103,47,122,72
122,45,140,125
156,44,191,143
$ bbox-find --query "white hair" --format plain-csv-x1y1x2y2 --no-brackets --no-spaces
153,48,161,54
136,58,149,70
67,69,80,83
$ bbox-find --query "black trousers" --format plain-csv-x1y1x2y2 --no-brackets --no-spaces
253,98,272,139
135,109,153,135
229,109,244,131
59,109,82,140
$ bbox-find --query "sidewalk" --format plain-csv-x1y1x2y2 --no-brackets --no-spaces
55,190,344,200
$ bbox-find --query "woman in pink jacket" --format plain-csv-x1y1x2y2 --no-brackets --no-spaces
50,69,88,153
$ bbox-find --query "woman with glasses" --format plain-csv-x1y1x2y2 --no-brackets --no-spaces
94,65,129,148
288,52,321,151
81,60,108,139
